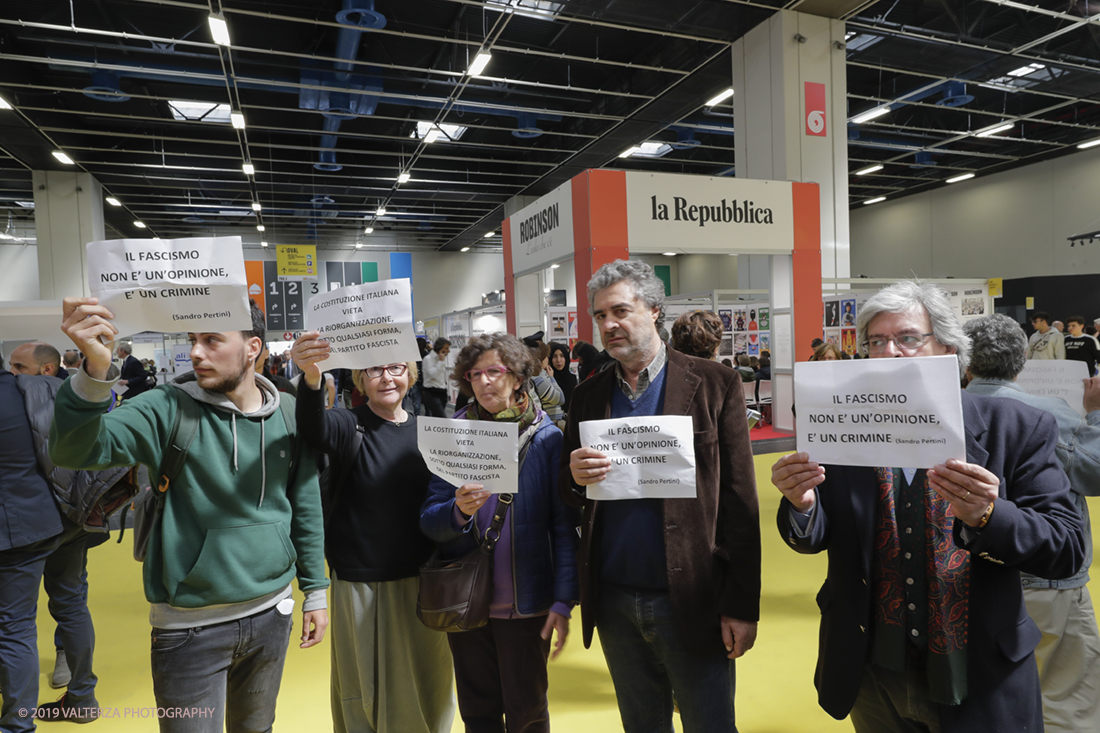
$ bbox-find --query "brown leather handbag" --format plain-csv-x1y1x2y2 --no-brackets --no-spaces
416,493,513,633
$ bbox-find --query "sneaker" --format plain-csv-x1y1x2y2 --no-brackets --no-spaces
34,693,99,724
50,650,71,689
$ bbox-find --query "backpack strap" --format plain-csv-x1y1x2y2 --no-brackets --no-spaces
157,389,201,494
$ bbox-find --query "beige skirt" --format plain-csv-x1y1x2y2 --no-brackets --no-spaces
330,573,456,733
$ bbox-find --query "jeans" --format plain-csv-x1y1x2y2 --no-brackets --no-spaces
0,520,99,733
150,602,294,733
596,584,737,733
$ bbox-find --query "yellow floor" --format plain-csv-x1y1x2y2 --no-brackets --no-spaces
30,452,1100,732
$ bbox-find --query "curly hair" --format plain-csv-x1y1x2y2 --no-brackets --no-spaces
451,332,539,398
670,310,723,360
963,314,1027,381
586,259,665,320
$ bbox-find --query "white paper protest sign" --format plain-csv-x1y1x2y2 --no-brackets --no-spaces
795,355,966,468
87,237,251,338
305,279,420,371
579,416,696,500
1017,360,1089,416
418,417,519,493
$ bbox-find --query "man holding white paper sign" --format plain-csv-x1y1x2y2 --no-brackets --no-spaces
773,280,1085,733
560,260,759,733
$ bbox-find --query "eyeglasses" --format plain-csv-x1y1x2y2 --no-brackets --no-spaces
364,364,408,379
861,333,935,354
464,366,510,382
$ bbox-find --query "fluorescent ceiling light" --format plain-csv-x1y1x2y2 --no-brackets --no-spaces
976,122,1013,138
1007,63,1045,77
134,221,146,228
460,246,470,252
485,231,495,238
256,225,265,232
412,121,466,143
946,173,975,183
663,252,677,256
208,14,231,46
167,100,231,123
855,164,883,175
356,242,363,249
1078,138,1100,150
105,197,122,207
261,241,268,247
852,106,890,125
486,0,564,20
468,51,493,77
550,263,560,269
0,95,11,110
0,232,12,239
620,141,674,159
364,226,374,234
397,171,411,184
14,201,34,208
862,196,886,205
52,151,75,165
376,206,387,216
705,88,735,107
251,202,261,212
230,111,245,129
242,163,255,175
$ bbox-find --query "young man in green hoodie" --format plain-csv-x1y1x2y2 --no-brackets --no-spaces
50,296,329,733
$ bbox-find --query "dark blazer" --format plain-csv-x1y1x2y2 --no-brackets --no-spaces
559,347,760,655
777,391,1086,731
119,355,149,399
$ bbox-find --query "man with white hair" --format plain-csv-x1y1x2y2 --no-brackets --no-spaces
772,280,1085,733
964,313,1100,731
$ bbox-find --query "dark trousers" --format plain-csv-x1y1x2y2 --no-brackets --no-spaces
0,521,99,733
448,616,551,733
423,387,448,418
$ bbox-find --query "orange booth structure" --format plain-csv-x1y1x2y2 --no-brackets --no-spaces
501,168,822,433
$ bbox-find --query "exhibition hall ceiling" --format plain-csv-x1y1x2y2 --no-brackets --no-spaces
0,0,1097,251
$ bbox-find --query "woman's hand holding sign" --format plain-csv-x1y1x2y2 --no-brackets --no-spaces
770,452,825,513
60,296,118,380
928,458,999,527
455,483,490,518
569,447,611,486
290,331,330,391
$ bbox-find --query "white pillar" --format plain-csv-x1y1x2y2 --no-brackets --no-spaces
733,10,849,280
33,170,105,299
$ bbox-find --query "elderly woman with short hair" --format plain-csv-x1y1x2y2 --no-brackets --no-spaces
420,332,579,733
291,332,455,733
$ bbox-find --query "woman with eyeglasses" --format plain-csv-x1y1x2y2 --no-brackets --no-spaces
420,332,579,733
290,332,455,733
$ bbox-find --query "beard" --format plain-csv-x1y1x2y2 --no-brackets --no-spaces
197,349,253,394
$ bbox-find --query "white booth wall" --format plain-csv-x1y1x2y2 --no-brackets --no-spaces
849,146,1100,280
